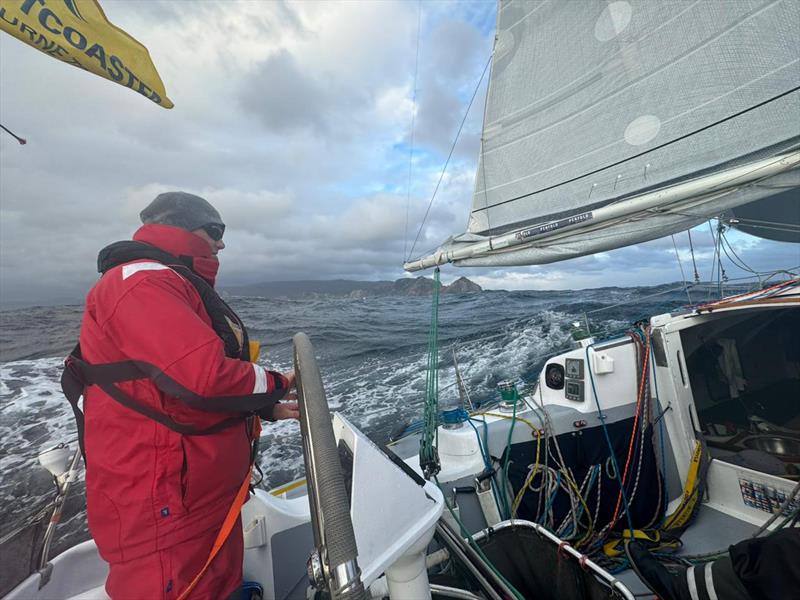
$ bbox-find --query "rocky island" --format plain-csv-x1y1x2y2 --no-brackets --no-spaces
225,276,482,299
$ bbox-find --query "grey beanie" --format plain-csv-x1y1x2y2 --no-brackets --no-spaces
140,191,224,231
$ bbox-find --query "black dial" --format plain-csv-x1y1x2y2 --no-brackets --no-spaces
545,363,565,390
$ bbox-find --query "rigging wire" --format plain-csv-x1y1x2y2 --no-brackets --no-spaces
731,222,800,235
582,285,690,313
706,220,722,301
686,229,700,283
670,234,693,304
720,230,763,287
728,215,800,236
403,1,423,261
407,53,493,262
398,268,799,420
716,222,728,293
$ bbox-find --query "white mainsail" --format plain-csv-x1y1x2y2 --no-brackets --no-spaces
405,0,800,271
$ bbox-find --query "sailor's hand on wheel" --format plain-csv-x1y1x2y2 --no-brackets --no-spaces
281,369,296,392
273,402,300,421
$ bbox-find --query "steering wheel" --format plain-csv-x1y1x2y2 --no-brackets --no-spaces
293,333,367,600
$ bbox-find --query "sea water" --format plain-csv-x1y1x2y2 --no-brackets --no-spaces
0,285,691,554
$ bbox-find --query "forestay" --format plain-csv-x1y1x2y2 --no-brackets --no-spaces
405,0,800,271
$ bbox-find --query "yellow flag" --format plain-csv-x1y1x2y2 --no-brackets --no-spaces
0,0,173,108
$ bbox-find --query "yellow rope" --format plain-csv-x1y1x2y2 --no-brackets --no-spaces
481,411,594,544
511,434,541,518
479,412,539,433
479,412,541,518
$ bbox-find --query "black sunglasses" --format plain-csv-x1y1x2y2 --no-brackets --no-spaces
201,223,225,241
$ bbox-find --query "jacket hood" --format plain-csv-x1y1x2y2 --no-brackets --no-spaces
98,224,220,286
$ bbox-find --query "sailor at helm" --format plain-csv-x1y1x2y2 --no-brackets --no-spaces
63,192,299,599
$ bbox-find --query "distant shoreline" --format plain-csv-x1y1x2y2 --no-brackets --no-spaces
222,276,482,299
0,279,771,310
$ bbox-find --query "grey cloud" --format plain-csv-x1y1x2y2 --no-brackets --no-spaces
239,50,330,134
413,80,463,155
403,17,491,159
426,20,485,80
2,1,796,309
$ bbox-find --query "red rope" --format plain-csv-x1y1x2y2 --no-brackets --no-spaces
578,554,589,571
697,277,798,309
557,541,571,560
611,328,651,525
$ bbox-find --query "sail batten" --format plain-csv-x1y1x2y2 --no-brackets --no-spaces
405,0,800,272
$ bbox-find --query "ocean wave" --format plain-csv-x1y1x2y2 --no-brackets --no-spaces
0,286,688,548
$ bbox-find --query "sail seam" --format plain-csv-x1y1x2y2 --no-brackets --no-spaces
482,0,786,148
496,0,548,35
486,0,703,129
472,85,800,216
480,57,798,192
474,136,800,238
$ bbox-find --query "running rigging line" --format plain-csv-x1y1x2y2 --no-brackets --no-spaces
407,52,493,262
670,234,693,304
419,268,441,479
687,229,700,283
706,220,722,301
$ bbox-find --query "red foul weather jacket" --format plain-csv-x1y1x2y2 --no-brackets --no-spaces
76,224,287,568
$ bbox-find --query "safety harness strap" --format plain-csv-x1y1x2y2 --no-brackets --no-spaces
61,349,91,461
61,344,253,459
97,241,251,362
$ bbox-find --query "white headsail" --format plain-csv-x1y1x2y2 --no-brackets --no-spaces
405,0,800,271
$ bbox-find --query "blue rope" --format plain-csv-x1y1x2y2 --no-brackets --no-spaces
649,334,669,522
585,343,636,535
468,416,507,518
467,417,492,470
540,472,561,527
562,464,599,540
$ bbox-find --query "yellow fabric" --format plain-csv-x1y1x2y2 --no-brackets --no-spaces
603,529,679,557
249,340,261,363
663,440,704,531
0,0,172,108
224,315,244,354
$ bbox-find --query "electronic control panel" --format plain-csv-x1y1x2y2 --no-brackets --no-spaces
564,358,584,402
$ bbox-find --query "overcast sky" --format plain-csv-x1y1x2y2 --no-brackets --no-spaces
1,0,797,306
